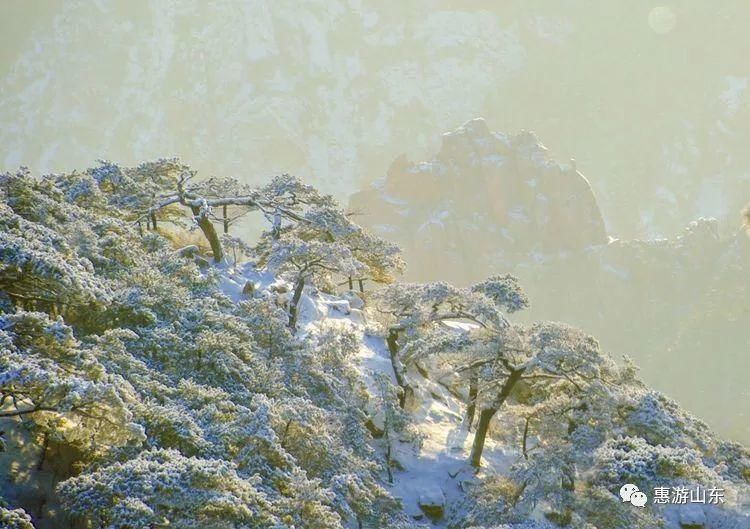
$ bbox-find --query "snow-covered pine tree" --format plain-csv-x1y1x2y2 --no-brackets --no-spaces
0,164,408,529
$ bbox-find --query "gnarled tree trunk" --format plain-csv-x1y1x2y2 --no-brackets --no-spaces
288,276,305,330
190,205,223,263
387,329,413,408
470,367,525,468
466,371,479,431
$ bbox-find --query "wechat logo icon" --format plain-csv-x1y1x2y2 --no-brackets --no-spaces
620,484,648,507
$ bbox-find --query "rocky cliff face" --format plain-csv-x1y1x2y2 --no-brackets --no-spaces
350,118,608,282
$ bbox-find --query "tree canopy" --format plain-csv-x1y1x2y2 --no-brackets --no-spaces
1,162,747,529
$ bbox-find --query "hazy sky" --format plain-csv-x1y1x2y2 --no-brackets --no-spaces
2,1,750,239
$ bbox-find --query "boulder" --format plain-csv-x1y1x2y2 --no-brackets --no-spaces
298,294,325,321
679,504,706,528
418,486,445,521
241,281,256,297
174,245,200,258
326,299,351,315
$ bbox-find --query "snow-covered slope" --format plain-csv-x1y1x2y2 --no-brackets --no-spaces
216,264,750,528
218,264,518,524
356,326,514,523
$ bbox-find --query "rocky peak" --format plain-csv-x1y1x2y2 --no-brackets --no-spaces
350,118,608,281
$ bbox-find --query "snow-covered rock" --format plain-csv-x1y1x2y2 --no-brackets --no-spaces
679,505,707,528
418,485,446,521
342,291,365,310
325,299,351,315
297,293,327,322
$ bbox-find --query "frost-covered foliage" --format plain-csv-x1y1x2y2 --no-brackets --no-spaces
621,390,714,449
450,355,750,528
374,276,618,470
471,275,530,314
591,436,718,488
57,448,281,528
374,278,519,331
0,165,407,529
463,520,558,529
376,274,749,528
252,190,402,327
1,162,747,529
43,159,404,279
0,506,35,529
0,311,145,452
0,199,109,311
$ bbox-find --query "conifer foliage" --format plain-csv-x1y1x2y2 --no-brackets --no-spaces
0,161,748,529
0,162,405,529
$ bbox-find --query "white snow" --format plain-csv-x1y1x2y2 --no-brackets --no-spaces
216,264,515,525
441,320,478,333
215,262,277,302
355,330,513,523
